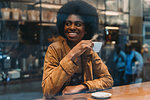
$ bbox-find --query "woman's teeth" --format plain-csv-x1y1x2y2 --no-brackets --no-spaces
68,33,77,37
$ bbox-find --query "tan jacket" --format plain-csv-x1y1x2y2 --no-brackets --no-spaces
42,39,113,98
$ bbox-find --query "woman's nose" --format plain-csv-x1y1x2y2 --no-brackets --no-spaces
69,28,76,32
70,24,75,29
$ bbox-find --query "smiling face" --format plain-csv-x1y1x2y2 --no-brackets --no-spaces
64,14,86,44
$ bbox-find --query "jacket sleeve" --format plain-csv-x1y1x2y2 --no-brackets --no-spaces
84,52,113,91
42,45,79,98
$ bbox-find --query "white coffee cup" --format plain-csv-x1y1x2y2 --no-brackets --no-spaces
93,42,102,52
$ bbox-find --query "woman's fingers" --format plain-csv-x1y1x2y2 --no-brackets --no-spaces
67,40,93,59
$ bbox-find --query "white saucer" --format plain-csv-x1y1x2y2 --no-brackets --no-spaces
91,92,112,99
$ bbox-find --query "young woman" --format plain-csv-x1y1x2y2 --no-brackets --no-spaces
42,1,113,99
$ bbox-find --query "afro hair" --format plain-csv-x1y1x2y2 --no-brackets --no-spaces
56,0,99,40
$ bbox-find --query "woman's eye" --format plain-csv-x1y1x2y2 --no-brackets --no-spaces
65,22,71,26
65,21,83,27
75,22,82,27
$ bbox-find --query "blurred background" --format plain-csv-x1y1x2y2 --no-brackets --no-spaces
0,0,150,100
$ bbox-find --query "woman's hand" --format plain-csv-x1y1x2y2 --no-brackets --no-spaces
67,40,94,59
62,84,87,95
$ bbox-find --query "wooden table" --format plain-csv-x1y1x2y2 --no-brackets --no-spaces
54,81,150,100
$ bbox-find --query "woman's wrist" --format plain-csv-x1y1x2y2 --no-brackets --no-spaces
66,52,79,65
81,83,89,90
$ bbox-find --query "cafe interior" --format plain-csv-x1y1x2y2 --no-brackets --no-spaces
0,0,150,100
